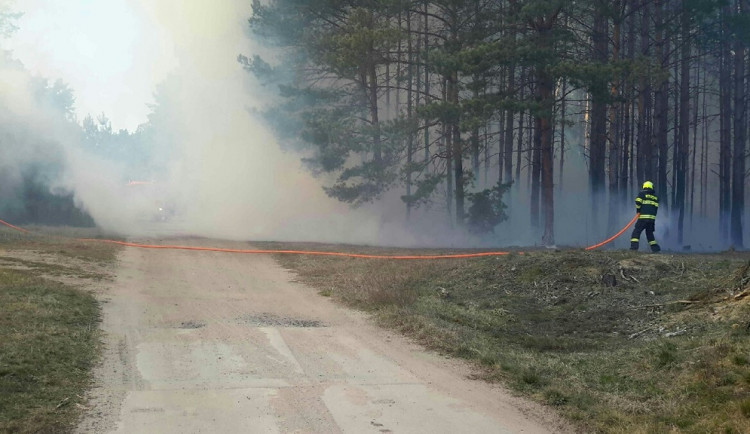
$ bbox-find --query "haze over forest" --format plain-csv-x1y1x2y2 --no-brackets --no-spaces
1,0,750,250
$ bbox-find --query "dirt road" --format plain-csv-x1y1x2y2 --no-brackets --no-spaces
77,239,565,433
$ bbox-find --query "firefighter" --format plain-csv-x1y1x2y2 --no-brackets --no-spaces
630,181,661,252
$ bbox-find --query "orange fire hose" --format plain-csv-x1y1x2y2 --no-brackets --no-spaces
584,213,639,251
0,215,639,259
75,238,512,259
0,219,29,233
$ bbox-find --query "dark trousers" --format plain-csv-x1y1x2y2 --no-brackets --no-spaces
630,220,660,252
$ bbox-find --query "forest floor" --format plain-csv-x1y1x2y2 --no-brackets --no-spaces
258,242,750,433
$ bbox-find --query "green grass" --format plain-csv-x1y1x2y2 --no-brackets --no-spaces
0,269,100,433
260,242,750,433
0,226,120,432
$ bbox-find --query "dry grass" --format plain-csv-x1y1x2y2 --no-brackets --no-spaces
260,241,750,433
0,226,121,265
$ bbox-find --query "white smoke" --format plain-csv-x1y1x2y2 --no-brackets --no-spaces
4,0,730,249
31,0,402,245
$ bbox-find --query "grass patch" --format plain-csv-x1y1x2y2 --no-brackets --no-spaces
260,241,750,433
0,226,121,265
0,269,100,432
741,399,750,418
0,226,120,432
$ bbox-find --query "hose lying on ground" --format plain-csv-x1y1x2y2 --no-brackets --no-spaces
0,215,640,259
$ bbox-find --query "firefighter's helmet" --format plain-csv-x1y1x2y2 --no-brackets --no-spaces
642,181,654,190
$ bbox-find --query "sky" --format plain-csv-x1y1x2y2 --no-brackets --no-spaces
5,0,177,131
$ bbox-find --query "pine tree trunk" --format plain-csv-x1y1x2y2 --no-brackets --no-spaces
471,83,480,185
623,3,636,203
672,58,679,210
653,0,668,207
667,56,682,210
447,10,464,226
689,62,699,229
676,7,691,245
590,9,608,232
527,108,533,190
504,34,517,185
731,0,746,248
530,15,550,237
559,79,566,190
453,128,465,225
497,112,504,185
368,63,382,166
638,0,653,183
720,4,732,243
608,14,622,233
504,72,515,185
700,67,708,219
485,119,491,185
538,67,555,246
452,82,465,225
442,78,453,221
423,1,430,163
406,9,413,220
515,74,525,183
531,116,541,231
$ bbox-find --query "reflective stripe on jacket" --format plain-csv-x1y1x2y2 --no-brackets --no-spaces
635,189,658,220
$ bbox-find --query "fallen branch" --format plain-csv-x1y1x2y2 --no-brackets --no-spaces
630,300,697,309
619,269,630,282
619,268,639,283
664,328,687,338
628,327,652,339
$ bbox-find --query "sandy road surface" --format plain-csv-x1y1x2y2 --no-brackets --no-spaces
77,239,566,434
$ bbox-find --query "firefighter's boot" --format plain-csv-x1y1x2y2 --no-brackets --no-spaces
650,241,661,253
630,238,639,251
